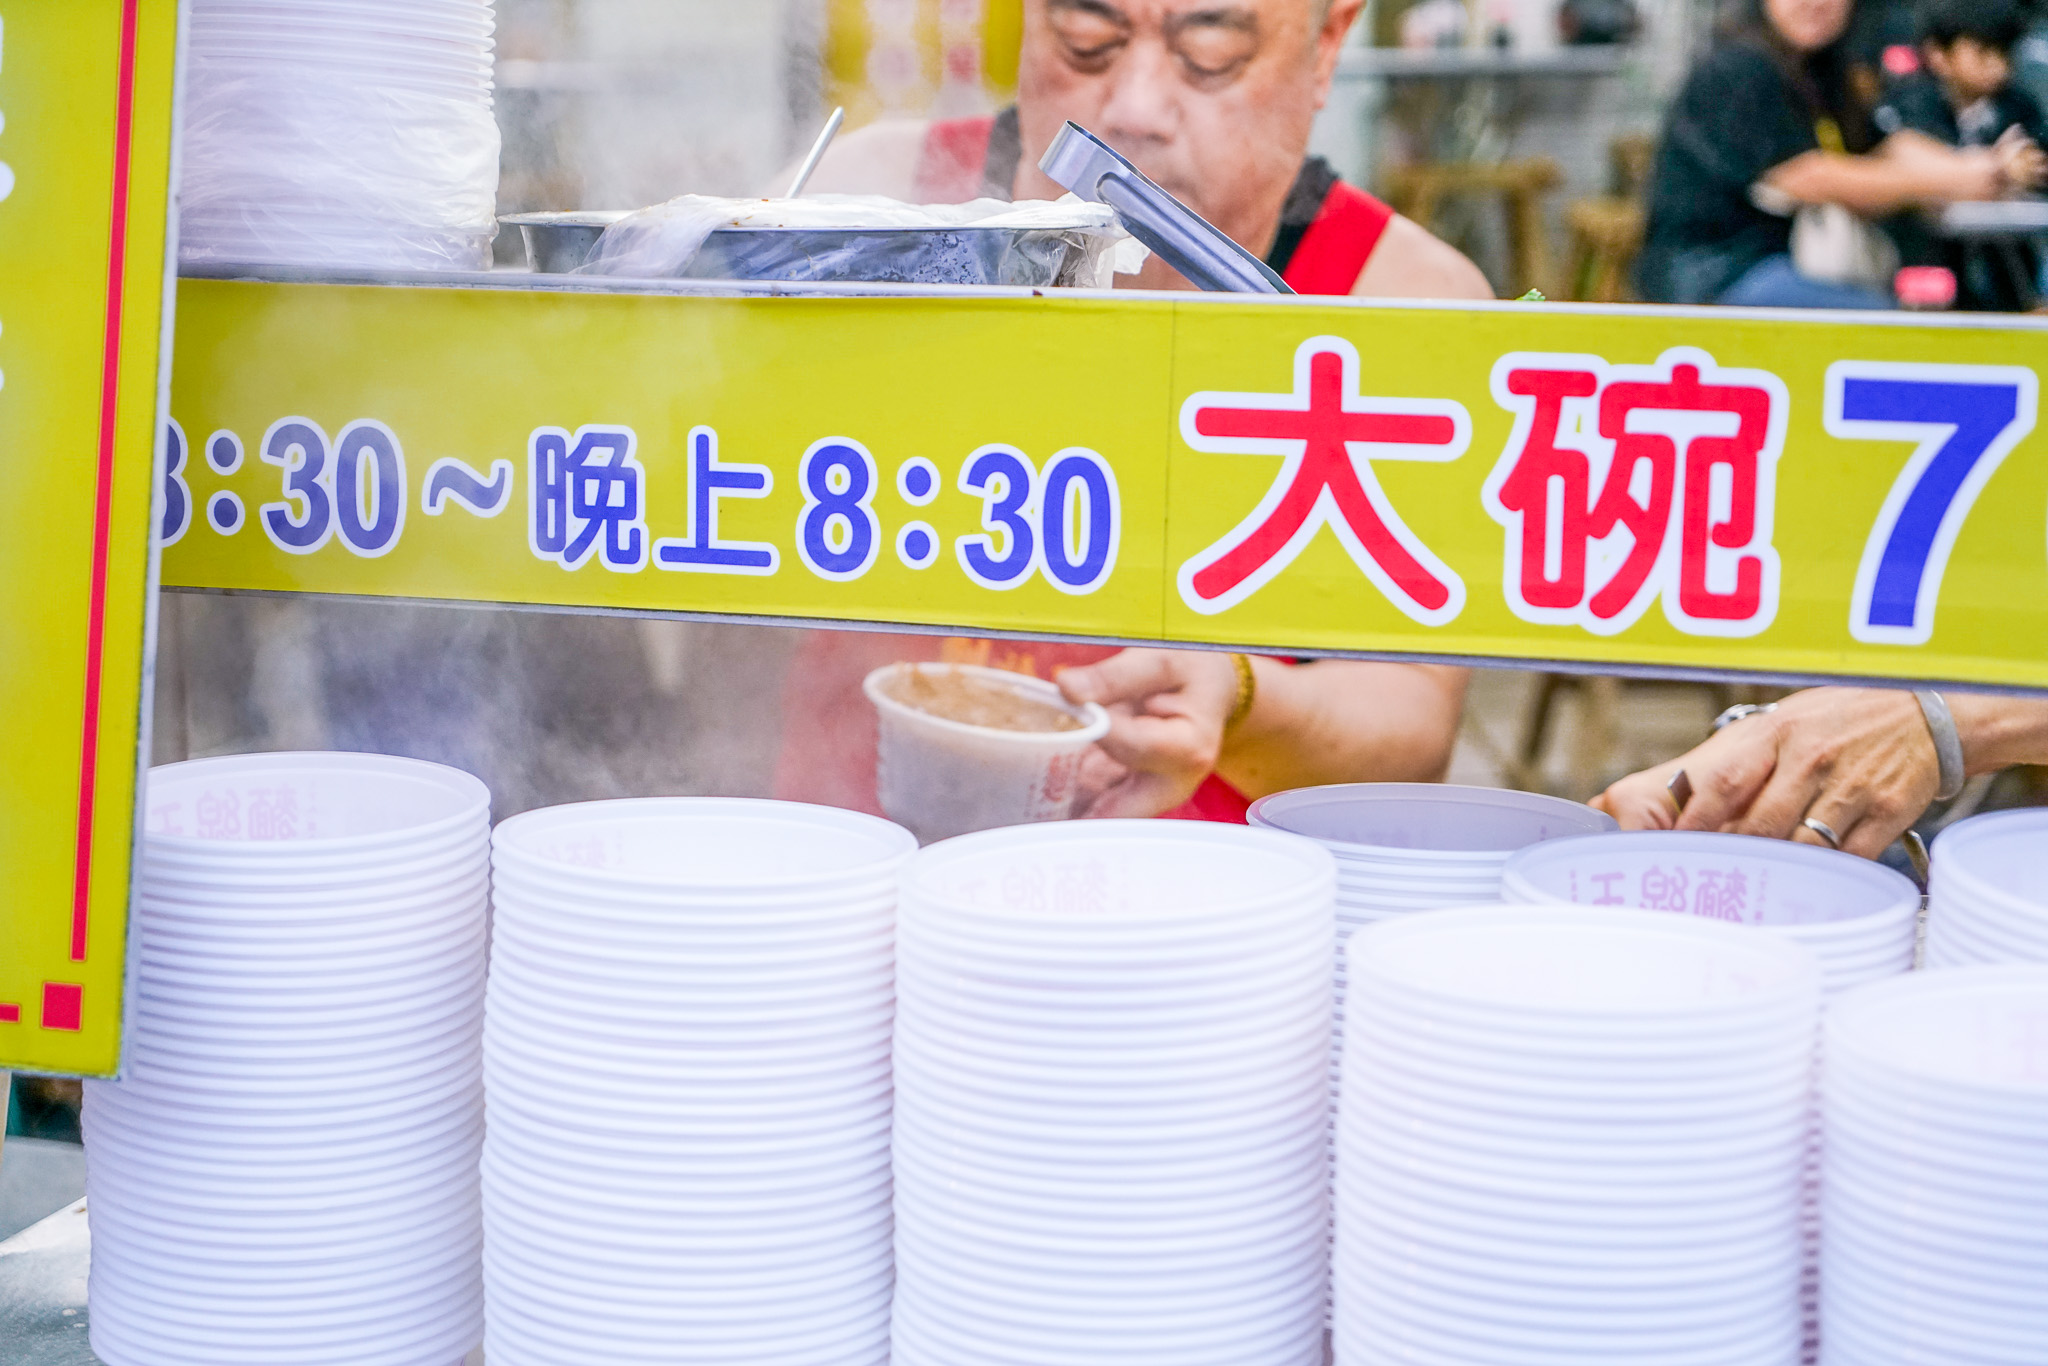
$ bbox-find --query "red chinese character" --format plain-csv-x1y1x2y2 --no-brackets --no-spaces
1589,368,1685,622
247,785,300,841
1692,867,1750,923
1177,337,1470,623
1604,363,1774,624
1491,367,1598,611
1485,348,1785,637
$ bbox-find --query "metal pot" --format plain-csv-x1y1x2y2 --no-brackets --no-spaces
503,213,1102,287
683,224,1102,287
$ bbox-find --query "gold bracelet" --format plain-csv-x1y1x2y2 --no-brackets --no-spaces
1226,653,1257,731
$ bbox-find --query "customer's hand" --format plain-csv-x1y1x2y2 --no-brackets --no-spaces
1055,649,1239,818
1946,145,2009,200
1591,688,1939,859
1994,125,2048,191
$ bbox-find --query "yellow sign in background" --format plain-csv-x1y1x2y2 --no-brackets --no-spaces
166,281,2048,694
1,2,180,1076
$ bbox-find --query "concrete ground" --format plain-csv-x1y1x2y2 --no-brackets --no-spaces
0,1138,87,1245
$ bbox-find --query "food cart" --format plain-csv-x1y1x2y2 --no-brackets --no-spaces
5,2,2048,1362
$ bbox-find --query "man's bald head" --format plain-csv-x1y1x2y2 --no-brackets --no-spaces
1010,0,1363,276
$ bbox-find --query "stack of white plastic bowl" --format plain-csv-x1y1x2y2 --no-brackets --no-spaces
482,798,914,1366
1925,809,2048,967
1821,965,2048,1363
1247,783,1617,922
82,752,491,1366
1501,831,1921,1000
1247,781,1614,1071
182,0,501,270
892,821,1337,1366
1246,783,1616,1272
1333,904,1822,1366
1247,783,1614,1050
1502,830,1919,1363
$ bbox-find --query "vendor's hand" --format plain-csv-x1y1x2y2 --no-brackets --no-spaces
1591,688,1939,859
1055,649,1239,819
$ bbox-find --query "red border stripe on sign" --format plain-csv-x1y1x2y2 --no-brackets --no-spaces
72,0,142,963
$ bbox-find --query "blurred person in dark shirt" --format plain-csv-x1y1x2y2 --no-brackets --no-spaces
1876,0,2048,307
1880,0,2048,147
1637,0,2033,306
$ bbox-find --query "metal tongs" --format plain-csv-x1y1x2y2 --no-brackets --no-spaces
1038,121,1293,295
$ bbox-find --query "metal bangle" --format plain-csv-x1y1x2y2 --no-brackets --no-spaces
1712,702,1778,733
1915,690,1966,802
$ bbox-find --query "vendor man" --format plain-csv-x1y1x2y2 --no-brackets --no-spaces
774,0,1489,821
805,0,1488,298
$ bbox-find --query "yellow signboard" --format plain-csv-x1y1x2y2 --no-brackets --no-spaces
0,2,180,1078
164,281,2048,695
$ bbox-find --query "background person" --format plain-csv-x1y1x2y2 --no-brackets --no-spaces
773,0,1489,822
1636,0,2028,308
1876,0,2048,309
1593,687,2048,858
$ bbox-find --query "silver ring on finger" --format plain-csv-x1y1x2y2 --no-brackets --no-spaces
1801,816,1842,850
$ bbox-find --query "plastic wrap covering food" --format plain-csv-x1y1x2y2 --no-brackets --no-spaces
179,4,502,273
579,194,1147,287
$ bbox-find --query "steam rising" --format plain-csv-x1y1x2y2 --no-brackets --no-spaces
165,1,839,815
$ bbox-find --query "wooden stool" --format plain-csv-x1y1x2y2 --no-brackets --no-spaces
1565,196,1644,302
1384,157,1563,299
1511,674,1775,799
1560,133,1656,303
1610,133,1655,197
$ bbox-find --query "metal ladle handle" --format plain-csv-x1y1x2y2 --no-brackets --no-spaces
1038,121,1292,295
786,106,846,199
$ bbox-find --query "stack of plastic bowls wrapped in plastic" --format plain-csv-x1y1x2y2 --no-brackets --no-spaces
481,798,915,1366
1925,809,2048,967
82,753,491,1366
181,0,501,270
1333,904,1821,1366
1820,965,2048,1362
891,821,1337,1366
1501,830,1921,1362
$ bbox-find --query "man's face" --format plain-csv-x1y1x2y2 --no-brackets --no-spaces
1011,0,1360,252
1927,36,2012,104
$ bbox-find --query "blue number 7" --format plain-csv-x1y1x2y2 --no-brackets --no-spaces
1825,362,2036,646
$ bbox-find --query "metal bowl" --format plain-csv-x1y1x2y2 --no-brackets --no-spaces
504,212,1101,287
500,211,629,273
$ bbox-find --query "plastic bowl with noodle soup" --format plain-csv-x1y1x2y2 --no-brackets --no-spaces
863,664,1110,845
